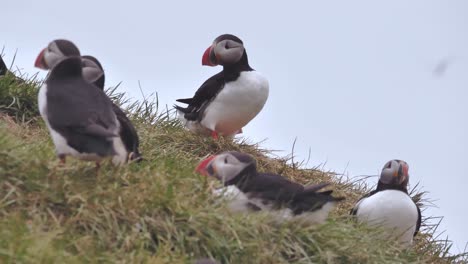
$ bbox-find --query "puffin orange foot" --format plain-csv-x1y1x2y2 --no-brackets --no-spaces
211,131,219,140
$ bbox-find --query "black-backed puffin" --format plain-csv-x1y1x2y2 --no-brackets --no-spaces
175,34,269,139
196,151,344,224
0,55,26,83
81,55,143,164
351,159,421,247
34,39,119,166
0,55,7,76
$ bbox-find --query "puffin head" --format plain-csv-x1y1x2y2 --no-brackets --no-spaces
202,34,246,67
379,159,410,190
196,151,256,183
81,55,105,90
34,39,81,70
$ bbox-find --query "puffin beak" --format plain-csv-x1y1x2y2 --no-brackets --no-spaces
396,164,409,184
34,48,47,69
202,46,216,66
402,164,409,177
196,155,216,176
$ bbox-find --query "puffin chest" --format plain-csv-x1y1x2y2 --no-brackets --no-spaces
201,71,269,133
356,190,418,243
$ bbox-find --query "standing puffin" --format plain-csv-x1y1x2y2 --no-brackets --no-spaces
81,55,143,164
34,39,120,166
175,34,269,139
351,159,421,247
196,151,344,224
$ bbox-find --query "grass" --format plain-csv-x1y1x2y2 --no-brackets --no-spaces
0,67,467,263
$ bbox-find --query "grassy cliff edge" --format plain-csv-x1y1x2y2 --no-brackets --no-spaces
0,71,466,263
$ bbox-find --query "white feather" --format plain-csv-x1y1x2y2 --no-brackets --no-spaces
212,186,250,213
180,71,269,136
111,129,128,165
355,190,418,247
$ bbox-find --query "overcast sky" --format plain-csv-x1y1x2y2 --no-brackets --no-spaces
2,0,467,254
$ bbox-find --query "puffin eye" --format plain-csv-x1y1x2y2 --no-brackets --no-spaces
386,162,392,169
224,157,228,164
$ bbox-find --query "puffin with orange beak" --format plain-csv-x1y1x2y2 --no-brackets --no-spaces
351,160,421,247
34,39,119,166
175,34,269,139
197,151,344,224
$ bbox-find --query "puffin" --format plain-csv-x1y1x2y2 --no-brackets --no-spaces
175,34,269,139
350,159,421,247
81,55,143,164
34,39,120,166
0,55,26,83
0,55,7,76
196,151,344,224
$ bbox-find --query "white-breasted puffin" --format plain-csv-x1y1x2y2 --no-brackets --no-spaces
81,55,143,164
175,34,269,139
196,151,344,224
34,39,119,166
350,159,421,247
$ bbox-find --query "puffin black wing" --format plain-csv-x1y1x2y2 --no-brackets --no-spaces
112,103,142,161
239,173,305,204
292,183,345,214
46,57,118,155
414,205,422,236
175,72,225,121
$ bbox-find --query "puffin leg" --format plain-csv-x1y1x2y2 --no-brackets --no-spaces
211,131,219,140
95,161,101,173
58,154,66,165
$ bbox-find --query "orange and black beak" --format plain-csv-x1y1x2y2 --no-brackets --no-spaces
394,163,409,184
196,155,216,176
34,48,48,70
202,45,217,66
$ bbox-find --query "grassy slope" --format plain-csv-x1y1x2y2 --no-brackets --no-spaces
0,72,466,263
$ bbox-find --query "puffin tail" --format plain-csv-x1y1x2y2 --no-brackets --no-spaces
174,104,188,114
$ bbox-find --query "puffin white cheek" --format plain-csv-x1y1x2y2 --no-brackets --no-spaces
214,164,234,182
214,43,244,64
44,52,64,69
82,67,103,84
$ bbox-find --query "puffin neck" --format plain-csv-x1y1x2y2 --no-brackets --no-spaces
376,181,408,193
224,163,257,190
48,56,83,80
221,52,253,81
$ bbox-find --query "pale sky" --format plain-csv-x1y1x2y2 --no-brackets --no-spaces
2,0,467,254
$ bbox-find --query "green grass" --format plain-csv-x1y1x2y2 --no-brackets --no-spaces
0,69,466,263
